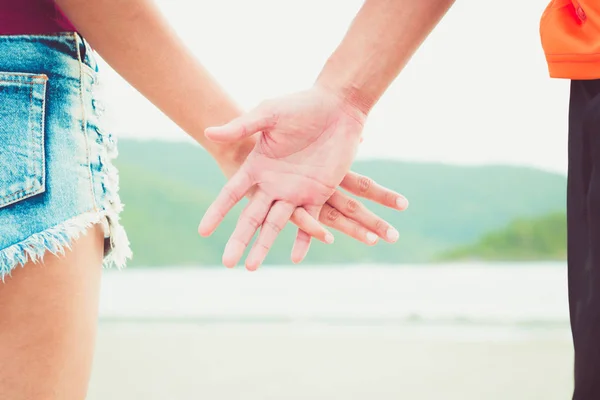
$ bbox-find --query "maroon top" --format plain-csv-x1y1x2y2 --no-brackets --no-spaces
0,0,75,35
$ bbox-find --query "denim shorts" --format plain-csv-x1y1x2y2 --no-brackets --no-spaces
0,33,131,279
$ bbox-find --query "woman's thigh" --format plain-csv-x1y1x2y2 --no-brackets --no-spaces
0,224,104,400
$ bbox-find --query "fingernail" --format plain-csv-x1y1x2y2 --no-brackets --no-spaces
396,196,409,209
246,261,259,272
222,241,244,268
386,228,399,242
366,232,378,244
325,233,335,244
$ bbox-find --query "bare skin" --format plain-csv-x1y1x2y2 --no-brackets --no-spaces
0,0,456,399
0,225,104,400
202,0,456,269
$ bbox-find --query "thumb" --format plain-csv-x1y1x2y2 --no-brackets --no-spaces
205,107,278,143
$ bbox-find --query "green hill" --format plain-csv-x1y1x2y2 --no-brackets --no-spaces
438,212,567,261
114,139,567,266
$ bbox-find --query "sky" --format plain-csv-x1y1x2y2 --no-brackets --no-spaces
97,0,569,174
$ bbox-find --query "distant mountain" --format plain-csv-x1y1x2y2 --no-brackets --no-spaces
438,212,566,261
114,139,567,266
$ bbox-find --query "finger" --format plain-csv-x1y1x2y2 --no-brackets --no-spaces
198,169,253,237
290,206,322,264
290,208,334,244
289,207,333,265
319,202,379,245
204,105,278,143
326,191,399,243
292,230,311,264
245,201,295,271
340,172,409,210
222,192,272,268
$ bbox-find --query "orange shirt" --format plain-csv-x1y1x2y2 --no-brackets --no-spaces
540,0,600,79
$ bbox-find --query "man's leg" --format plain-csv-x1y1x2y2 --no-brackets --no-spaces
568,79,600,399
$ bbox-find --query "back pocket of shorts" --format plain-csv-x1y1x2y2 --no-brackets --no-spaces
0,72,48,208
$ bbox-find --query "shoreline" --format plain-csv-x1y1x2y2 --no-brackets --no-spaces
88,321,574,400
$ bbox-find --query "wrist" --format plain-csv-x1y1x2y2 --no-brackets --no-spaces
315,52,379,119
316,81,374,118
314,79,370,130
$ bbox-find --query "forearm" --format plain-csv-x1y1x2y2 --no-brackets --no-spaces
55,0,252,163
317,0,455,115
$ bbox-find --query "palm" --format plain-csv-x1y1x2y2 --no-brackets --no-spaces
249,95,363,207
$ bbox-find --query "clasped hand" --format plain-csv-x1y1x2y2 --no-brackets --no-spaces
199,85,408,270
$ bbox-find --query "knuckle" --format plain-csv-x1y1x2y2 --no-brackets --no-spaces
223,187,240,206
245,214,263,230
231,236,250,248
358,176,373,194
264,111,279,128
215,210,225,220
318,206,332,226
264,219,282,234
257,242,271,252
346,199,359,214
211,204,227,221
256,100,279,126
326,208,340,222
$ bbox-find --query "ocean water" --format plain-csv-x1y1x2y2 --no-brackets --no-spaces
99,262,570,336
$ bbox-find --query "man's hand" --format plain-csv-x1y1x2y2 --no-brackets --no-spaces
199,85,381,270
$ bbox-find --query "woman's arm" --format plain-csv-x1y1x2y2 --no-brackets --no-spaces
55,0,254,170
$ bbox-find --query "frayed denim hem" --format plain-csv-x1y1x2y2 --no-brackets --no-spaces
0,210,131,282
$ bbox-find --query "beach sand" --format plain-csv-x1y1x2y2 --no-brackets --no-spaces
87,322,574,400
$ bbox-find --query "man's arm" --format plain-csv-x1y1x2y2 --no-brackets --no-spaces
201,0,454,269
317,0,455,115
55,0,254,169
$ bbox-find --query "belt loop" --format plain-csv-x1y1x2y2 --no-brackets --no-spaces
73,32,87,67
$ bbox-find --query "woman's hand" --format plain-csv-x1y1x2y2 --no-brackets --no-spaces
217,146,409,267
202,86,408,270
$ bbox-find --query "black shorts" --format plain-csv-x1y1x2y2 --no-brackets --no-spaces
568,79,600,399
